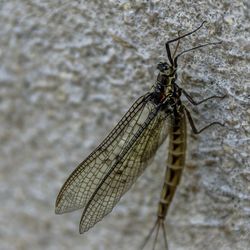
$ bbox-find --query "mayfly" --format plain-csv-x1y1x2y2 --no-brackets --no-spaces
55,21,225,249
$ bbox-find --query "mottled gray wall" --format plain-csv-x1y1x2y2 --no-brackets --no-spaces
0,1,249,250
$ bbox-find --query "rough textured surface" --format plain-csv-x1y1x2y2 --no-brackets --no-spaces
0,1,249,250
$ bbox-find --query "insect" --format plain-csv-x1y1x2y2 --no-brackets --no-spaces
55,21,225,249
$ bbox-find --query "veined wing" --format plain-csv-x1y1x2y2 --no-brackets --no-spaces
79,103,170,233
56,93,152,214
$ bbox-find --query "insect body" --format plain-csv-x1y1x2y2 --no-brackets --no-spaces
55,22,225,249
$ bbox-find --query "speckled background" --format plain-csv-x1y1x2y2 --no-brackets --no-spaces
0,1,249,250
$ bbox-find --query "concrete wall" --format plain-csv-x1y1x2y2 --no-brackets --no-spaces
0,1,249,250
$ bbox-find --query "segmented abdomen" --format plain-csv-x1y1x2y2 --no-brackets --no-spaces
157,106,187,219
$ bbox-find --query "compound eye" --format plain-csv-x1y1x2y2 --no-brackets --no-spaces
157,62,169,72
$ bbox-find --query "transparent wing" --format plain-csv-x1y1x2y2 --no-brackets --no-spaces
55,93,152,214
79,105,170,233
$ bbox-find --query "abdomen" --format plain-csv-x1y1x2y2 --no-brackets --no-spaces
157,106,187,219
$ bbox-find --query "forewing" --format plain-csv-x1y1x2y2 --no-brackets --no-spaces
79,106,170,233
55,93,152,214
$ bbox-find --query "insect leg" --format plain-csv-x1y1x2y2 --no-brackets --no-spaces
182,89,226,106
184,106,224,134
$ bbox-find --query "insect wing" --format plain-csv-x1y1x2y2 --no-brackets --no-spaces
55,93,151,214
79,102,170,233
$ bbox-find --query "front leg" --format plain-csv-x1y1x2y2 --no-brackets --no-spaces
182,89,226,106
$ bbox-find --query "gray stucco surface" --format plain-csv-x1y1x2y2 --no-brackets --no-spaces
0,1,249,250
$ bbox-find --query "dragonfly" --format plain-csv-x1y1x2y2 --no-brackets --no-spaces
55,21,225,249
